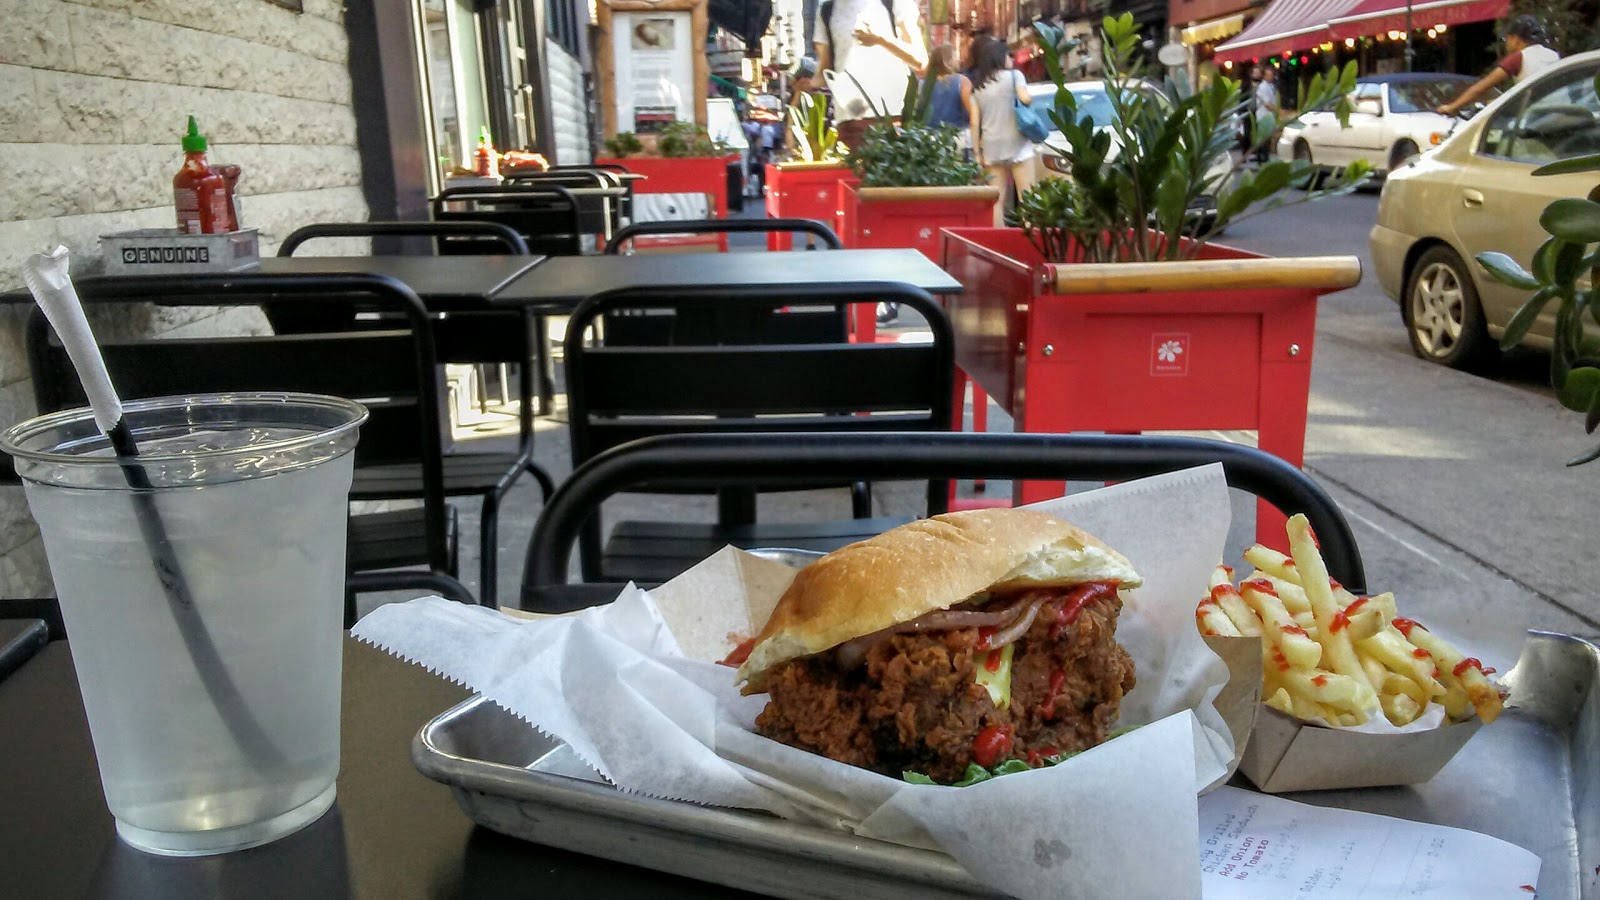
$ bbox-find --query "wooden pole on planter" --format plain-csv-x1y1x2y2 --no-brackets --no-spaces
1050,256,1362,294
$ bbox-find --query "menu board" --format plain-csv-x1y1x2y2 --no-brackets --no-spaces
613,12,692,132
598,0,708,138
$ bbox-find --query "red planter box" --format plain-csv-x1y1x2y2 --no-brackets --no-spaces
595,154,739,250
941,226,1359,550
763,162,857,250
837,182,997,342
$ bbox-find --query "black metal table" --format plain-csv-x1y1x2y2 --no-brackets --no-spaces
254,255,546,311
491,248,963,312
0,631,759,898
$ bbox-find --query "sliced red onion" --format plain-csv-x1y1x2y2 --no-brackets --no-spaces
833,593,1042,669
981,595,1049,650
834,632,886,670
899,607,1019,631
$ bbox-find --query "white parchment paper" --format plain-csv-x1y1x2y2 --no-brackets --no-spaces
354,465,1238,900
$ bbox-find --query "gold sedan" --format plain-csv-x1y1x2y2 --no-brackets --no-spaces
1371,49,1600,368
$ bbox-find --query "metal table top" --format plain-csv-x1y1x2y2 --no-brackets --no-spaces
255,255,545,309
492,248,962,310
0,635,758,898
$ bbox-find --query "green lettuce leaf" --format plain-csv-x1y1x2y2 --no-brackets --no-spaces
900,727,1138,786
973,644,1015,709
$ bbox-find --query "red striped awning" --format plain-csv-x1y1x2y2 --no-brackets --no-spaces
1327,0,1509,40
1214,0,1362,64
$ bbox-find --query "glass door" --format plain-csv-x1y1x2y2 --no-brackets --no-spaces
497,0,538,149
414,0,493,192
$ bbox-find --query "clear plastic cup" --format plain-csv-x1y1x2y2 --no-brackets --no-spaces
1,392,367,856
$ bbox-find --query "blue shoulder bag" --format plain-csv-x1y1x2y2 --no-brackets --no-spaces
1013,72,1051,143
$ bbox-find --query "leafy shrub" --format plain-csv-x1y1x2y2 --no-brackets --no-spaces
602,131,643,157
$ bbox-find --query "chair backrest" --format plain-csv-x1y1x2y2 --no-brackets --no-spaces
602,218,843,255
563,281,953,498
599,218,849,345
521,432,1367,597
431,185,583,257
25,273,454,573
546,165,634,218
277,220,529,259
503,170,609,189
551,163,630,176
270,219,538,445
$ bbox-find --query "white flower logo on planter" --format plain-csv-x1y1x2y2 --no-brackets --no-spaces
918,227,933,240
1150,333,1191,376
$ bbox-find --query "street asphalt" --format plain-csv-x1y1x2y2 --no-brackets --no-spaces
372,189,1597,672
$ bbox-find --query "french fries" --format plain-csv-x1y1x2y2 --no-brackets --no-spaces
1196,515,1505,728
1196,567,1260,638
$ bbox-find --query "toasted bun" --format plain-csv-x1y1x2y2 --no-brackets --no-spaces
736,509,1140,688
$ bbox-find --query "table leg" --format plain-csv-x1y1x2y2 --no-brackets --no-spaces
947,372,1011,511
1256,362,1311,554
534,315,555,416
851,303,877,344
1014,396,1066,505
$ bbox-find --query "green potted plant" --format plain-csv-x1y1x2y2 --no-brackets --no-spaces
939,14,1369,547
1475,74,1600,467
602,131,644,158
836,65,996,340
764,94,857,249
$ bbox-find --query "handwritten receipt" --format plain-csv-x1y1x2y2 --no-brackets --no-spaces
1199,787,1541,898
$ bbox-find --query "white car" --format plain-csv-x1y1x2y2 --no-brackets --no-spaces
1370,50,1600,368
1029,80,1236,226
1277,73,1493,176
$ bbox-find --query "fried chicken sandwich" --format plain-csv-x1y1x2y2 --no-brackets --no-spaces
733,508,1142,782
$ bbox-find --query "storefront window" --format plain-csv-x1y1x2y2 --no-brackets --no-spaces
417,0,492,189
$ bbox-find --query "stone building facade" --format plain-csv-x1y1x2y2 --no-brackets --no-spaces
1,0,370,595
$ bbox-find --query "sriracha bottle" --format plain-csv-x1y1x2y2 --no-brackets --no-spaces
173,115,230,234
473,126,498,178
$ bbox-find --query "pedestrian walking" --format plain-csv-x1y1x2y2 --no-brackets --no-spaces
1252,66,1280,164
1239,65,1260,159
809,0,929,152
970,35,1039,227
743,114,764,197
923,45,978,155
1436,15,1559,116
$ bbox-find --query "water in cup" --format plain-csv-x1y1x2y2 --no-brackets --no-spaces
4,394,365,856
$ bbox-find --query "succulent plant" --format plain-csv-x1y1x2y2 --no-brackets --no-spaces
1019,14,1371,263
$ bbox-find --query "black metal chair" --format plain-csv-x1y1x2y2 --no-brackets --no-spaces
546,164,635,224
599,218,851,346
602,217,844,254
430,186,587,417
430,185,585,257
273,222,556,608
502,170,611,188
23,273,475,624
520,432,1367,609
562,282,955,584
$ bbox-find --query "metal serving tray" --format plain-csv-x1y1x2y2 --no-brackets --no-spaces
414,631,1600,899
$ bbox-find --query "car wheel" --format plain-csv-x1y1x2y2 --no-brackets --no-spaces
1403,245,1497,369
1388,139,1419,173
1292,141,1322,190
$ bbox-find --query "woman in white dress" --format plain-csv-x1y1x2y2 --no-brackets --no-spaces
970,35,1038,227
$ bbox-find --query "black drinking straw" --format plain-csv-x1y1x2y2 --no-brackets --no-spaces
23,248,284,770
